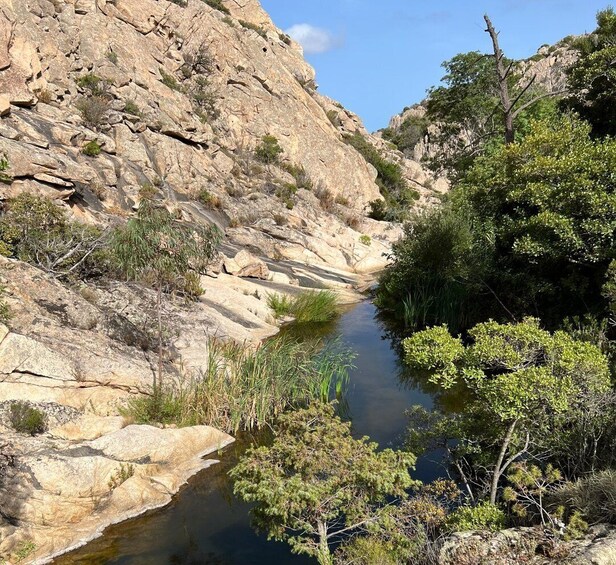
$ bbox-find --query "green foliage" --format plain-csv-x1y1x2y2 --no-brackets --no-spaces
108,463,135,490
0,194,108,278
343,133,418,221
197,188,222,209
404,318,611,503
159,67,180,91
503,463,563,527
379,115,616,330
382,112,429,155
230,403,417,564
110,197,220,293
281,163,313,190
376,203,492,330
0,285,11,325
82,139,102,157
551,469,616,525
446,502,506,532
76,73,107,96
106,50,118,64
0,153,12,184
359,234,371,246
9,402,47,435
255,134,283,164
267,290,339,323
123,99,141,116
12,540,36,563
126,337,354,433
201,0,230,14
188,76,219,122
275,182,297,209
564,8,616,137
460,116,616,323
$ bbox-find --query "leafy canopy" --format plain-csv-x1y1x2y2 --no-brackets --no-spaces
230,403,417,565
111,197,220,293
565,8,616,137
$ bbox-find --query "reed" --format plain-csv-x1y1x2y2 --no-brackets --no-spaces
125,335,353,434
267,290,339,323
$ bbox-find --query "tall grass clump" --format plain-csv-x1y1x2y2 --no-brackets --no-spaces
124,336,354,434
267,290,339,323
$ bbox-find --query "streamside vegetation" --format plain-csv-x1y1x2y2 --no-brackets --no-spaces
232,9,616,564
125,336,353,434
267,290,339,323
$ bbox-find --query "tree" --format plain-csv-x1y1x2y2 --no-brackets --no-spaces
403,318,611,504
111,196,220,392
230,403,417,565
483,14,566,145
461,115,616,323
564,8,616,138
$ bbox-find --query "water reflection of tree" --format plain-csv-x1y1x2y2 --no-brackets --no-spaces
375,308,470,414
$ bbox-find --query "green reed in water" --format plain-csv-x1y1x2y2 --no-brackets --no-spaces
125,335,354,434
267,290,339,323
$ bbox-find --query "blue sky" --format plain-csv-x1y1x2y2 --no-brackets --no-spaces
260,0,609,131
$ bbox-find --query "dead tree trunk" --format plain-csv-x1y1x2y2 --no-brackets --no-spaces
484,14,516,144
484,14,566,145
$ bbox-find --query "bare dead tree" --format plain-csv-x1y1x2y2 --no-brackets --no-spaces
484,14,567,144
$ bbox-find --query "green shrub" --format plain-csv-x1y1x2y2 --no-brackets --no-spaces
446,502,506,532
255,134,283,164
124,336,353,433
381,114,429,154
0,285,11,325
275,182,297,209
106,50,118,64
82,140,102,157
281,163,312,190
188,76,219,122
159,68,180,91
123,99,141,116
201,0,230,14
344,133,418,221
10,402,47,435
0,153,12,185
267,290,339,323
197,188,222,209
76,73,107,96
359,234,371,246
108,463,135,490
0,194,108,278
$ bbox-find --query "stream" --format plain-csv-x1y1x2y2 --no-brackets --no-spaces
56,301,446,564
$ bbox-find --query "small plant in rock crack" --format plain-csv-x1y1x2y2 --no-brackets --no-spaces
9,402,47,435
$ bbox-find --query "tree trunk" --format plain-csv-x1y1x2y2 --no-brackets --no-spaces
490,419,518,504
316,521,332,565
484,14,515,144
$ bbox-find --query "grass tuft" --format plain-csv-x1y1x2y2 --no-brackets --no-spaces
267,290,339,323
123,336,353,434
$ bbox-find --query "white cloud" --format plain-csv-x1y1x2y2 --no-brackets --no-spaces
285,24,341,54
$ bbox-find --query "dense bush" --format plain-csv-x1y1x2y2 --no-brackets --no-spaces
446,502,506,532
343,133,418,221
381,113,429,155
10,402,47,435
82,140,102,157
255,134,283,164
0,194,109,278
379,115,616,330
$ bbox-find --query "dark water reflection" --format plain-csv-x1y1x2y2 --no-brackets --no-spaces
56,301,448,565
